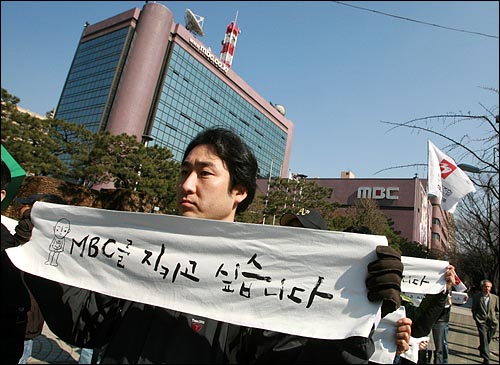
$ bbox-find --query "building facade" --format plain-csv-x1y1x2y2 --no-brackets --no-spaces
54,2,293,178
257,174,452,254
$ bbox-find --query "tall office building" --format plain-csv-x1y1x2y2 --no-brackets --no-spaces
54,2,293,178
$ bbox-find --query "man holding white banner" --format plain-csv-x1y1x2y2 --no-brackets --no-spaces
427,140,476,213
11,128,410,364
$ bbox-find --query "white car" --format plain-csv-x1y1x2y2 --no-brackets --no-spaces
403,290,468,306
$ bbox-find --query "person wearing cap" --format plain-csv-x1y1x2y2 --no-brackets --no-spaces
280,207,328,230
1,160,31,363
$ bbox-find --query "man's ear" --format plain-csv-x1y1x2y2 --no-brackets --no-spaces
232,184,248,205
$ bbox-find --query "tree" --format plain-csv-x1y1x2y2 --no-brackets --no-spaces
2,88,180,213
2,88,75,176
331,198,409,252
82,132,144,189
454,183,499,290
258,177,339,227
138,144,180,213
381,87,499,290
67,132,180,213
237,191,267,224
399,241,428,258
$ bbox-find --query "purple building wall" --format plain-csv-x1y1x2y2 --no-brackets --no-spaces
106,3,174,140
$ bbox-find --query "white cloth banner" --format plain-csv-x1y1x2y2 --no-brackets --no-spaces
7,202,387,340
370,257,450,365
400,256,448,294
400,336,430,363
369,306,406,364
1,214,18,234
6,204,450,340
427,140,476,213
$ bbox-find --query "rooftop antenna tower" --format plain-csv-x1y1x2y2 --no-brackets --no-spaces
185,9,205,36
220,11,240,68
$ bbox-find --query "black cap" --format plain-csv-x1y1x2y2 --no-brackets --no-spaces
15,193,67,205
280,208,328,230
344,226,372,234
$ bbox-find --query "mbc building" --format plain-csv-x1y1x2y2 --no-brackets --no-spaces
54,2,293,178
257,174,452,255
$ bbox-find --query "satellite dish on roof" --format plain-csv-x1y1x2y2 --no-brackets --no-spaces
185,9,205,36
274,104,286,116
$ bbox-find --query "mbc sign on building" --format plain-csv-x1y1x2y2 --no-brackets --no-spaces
357,187,399,200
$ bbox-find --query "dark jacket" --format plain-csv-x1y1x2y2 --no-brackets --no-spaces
434,305,451,324
471,292,499,325
1,224,31,314
401,290,449,338
25,289,45,339
24,272,375,364
6,212,46,340
1,223,31,363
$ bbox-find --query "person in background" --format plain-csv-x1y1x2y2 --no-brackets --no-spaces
471,279,499,364
13,193,67,246
0,159,31,363
341,226,456,365
430,290,452,364
13,193,67,364
13,193,100,364
23,128,407,364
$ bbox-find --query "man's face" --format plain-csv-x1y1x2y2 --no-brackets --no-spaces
482,282,492,295
176,144,247,222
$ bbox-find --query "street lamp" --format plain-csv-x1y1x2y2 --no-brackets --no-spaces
142,134,154,147
458,163,496,174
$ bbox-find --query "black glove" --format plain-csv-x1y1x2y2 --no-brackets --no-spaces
14,208,34,245
366,245,404,317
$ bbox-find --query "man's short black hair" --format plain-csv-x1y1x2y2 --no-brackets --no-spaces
182,128,258,214
1,160,12,191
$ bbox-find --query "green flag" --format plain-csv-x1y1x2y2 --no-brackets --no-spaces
1,144,26,211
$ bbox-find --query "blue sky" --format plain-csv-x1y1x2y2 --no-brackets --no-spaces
1,1,498,179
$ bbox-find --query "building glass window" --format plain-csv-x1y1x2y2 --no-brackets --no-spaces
150,44,288,177
54,27,133,133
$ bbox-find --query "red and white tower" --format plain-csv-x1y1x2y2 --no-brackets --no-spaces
220,12,240,69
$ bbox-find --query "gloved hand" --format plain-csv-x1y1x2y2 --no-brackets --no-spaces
366,245,404,317
14,208,34,245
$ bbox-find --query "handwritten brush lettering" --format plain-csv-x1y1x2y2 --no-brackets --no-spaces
402,275,430,287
